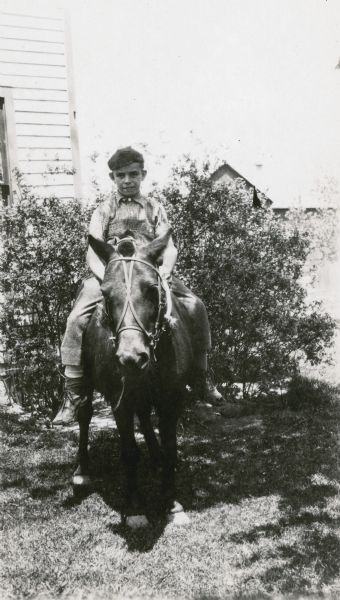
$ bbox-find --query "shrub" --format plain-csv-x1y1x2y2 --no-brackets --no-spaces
285,375,340,412
0,185,91,414
153,158,336,395
0,159,336,412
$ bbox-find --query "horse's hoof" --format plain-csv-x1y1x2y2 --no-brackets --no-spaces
167,510,190,525
125,515,149,528
166,500,190,525
72,474,91,486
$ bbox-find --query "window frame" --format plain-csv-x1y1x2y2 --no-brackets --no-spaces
0,87,18,205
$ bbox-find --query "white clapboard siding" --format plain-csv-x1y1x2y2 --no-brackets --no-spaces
19,160,73,173
0,50,66,65
0,38,65,53
28,184,74,198
0,25,64,43
0,13,64,30
14,99,69,113
0,61,67,77
23,172,75,186
0,6,80,201
13,88,68,102
15,111,70,125
18,148,73,161
0,75,68,90
17,136,71,149
16,123,70,137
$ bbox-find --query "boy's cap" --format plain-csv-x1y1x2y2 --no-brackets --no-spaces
108,147,144,170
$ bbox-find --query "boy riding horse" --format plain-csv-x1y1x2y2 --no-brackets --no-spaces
53,147,222,425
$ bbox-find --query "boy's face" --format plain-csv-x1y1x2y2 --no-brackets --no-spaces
110,162,146,198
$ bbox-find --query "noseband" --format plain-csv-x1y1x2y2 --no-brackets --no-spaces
104,251,172,356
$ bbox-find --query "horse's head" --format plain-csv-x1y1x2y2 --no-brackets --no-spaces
88,229,171,375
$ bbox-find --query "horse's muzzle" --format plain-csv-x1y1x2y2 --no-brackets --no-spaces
116,350,150,374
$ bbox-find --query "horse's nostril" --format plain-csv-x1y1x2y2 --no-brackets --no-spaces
117,352,149,371
138,352,149,370
118,354,135,369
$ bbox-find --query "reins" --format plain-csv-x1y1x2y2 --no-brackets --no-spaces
104,254,173,353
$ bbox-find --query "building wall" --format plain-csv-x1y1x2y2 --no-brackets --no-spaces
0,6,80,201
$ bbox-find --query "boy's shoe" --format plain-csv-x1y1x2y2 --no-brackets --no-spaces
53,377,87,425
204,379,224,406
192,370,225,406
52,390,85,425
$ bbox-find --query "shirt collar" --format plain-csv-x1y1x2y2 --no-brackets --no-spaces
117,192,145,208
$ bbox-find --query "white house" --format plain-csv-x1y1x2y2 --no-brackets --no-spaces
0,5,80,204
211,162,273,207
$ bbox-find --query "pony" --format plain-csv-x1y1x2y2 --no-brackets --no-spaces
73,229,190,527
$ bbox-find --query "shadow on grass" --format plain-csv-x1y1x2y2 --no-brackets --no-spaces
177,406,340,593
1,476,29,490
81,431,169,550
107,521,167,553
75,401,340,564
30,484,65,499
0,411,38,433
178,406,339,497
250,526,340,593
2,399,340,585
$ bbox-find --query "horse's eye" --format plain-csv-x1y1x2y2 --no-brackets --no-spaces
145,284,159,303
106,296,118,312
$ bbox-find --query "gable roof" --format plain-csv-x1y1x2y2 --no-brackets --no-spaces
211,162,273,207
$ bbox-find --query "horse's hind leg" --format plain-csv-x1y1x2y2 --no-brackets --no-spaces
73,393,93,488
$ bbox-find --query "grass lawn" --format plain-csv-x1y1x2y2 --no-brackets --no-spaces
1,396,340,600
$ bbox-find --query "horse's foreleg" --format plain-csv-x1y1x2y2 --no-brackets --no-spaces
158,408,177,505
73,397,93,487
137,406,161,471
114,407,148,527
158,399,190,525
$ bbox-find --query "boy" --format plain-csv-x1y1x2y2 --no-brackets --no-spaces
53,147,222,425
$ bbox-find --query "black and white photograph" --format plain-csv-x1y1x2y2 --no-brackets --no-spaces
1,1,340,598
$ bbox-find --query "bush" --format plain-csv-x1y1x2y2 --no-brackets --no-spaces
285,375,340,413
0,185,91,414
0,159,336,413
152,158,336,395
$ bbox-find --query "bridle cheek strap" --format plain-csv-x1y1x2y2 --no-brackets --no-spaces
162,279,173,322
108,256,165,347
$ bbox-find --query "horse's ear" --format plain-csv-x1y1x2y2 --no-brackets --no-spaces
141,227,173,264
88,235,115,263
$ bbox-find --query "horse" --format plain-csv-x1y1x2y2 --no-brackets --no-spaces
73,228,190,527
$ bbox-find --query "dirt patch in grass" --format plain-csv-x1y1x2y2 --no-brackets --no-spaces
1,397,340,600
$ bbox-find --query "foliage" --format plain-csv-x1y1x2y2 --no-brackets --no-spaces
286,206,339,278
0,184,91,413
285,375,340,413
153,158,336,393
0,159,336,411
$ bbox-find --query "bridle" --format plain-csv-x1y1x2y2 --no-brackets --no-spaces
101,238,174,411
103,248,173,359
